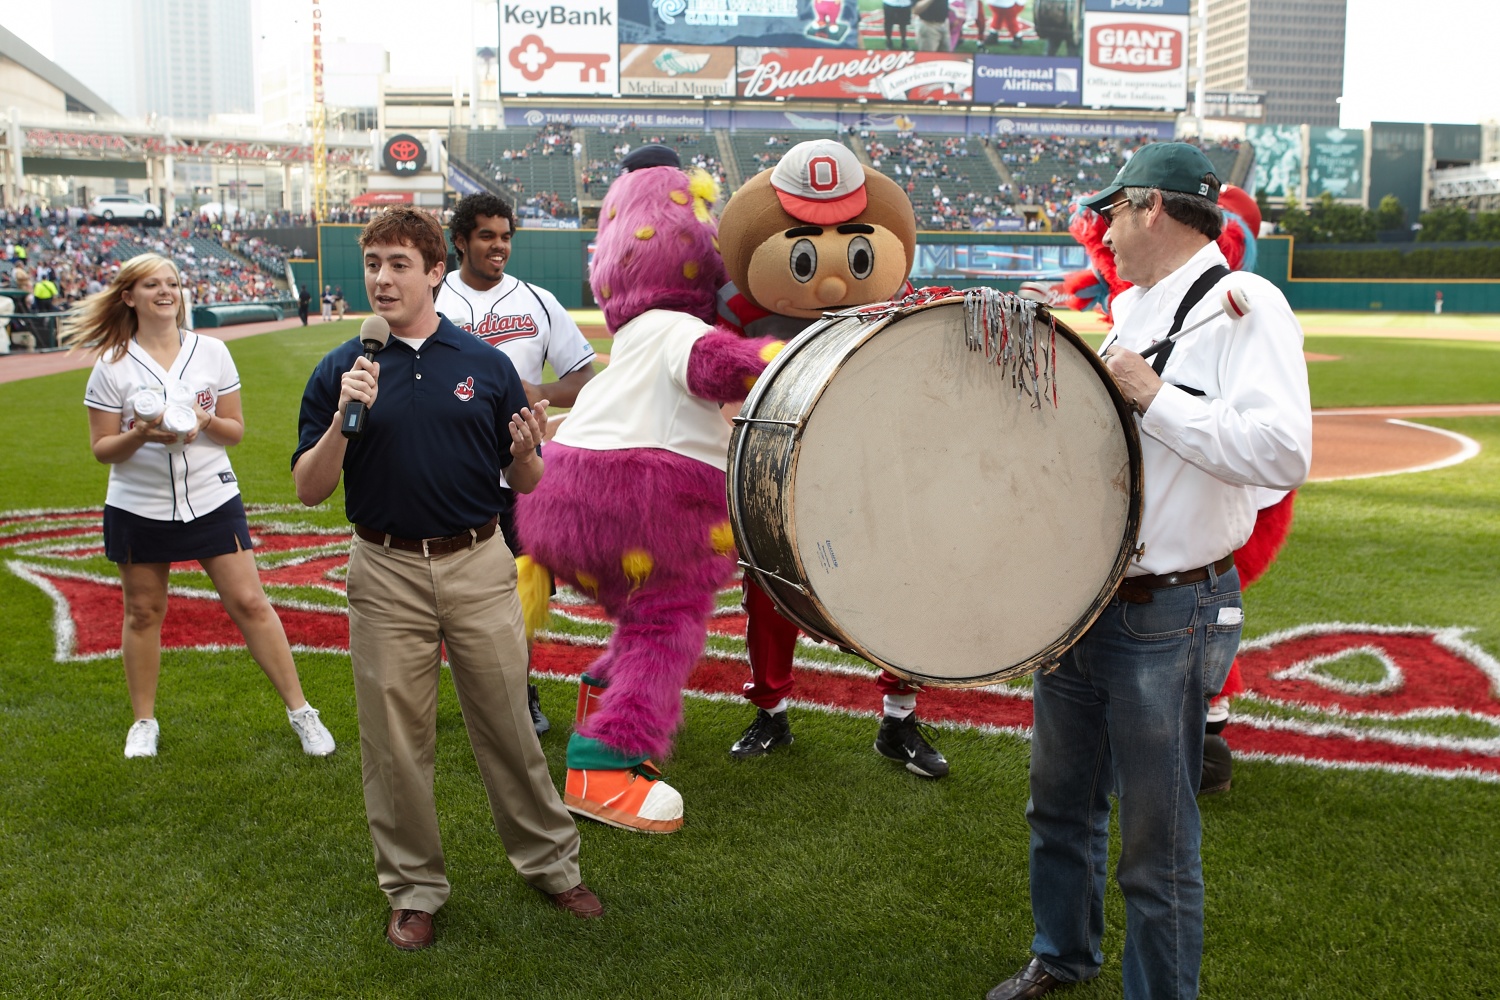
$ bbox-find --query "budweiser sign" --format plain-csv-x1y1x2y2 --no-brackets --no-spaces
737,48,973,102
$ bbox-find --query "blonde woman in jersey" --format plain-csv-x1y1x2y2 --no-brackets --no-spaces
66,253,337,760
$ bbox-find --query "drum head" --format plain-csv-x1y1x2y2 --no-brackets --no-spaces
788,303,1136,684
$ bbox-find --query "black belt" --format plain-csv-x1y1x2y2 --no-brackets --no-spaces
1118,554,1234,604
355,515,497,557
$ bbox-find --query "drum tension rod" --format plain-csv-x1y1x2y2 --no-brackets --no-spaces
736,561,809,596
731,416,803,429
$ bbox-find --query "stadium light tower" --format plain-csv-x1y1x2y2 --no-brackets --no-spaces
1193,0,1207,135
311,0,329,220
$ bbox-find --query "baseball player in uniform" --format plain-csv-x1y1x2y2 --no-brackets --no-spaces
436,193,597,735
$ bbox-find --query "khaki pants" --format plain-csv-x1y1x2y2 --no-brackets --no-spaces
916,17,949,51
347,532,581,913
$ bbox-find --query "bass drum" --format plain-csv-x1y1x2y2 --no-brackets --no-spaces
1032,0,1080,44
729,294,1142,687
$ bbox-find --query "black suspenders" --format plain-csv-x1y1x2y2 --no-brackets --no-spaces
1150,264,1231,381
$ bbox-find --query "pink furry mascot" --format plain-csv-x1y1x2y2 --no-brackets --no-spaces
1062,175,1290,791
516,146,780,833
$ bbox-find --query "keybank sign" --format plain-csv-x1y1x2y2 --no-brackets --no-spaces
500,0,619,96
1084,0,1191,13
502,4,615,25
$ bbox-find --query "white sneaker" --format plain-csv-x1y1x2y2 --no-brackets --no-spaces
124,718,159,758
287,705,336,757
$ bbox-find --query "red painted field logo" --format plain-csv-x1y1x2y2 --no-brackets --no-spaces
454,377,475,402
1089,23,1182,72
5,509,1497,783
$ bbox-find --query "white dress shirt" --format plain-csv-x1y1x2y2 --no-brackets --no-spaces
1105,241,1312,576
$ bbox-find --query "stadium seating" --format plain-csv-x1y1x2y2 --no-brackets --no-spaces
463,126,580,219
855,130,1010,231
453,127,1245,233
579,126,727,202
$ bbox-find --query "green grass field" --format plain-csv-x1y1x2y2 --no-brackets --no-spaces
2,318,1498,998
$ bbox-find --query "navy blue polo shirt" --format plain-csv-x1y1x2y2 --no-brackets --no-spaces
293,315,533,538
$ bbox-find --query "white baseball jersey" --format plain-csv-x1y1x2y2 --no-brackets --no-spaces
437,271,596,488
83,331,242,521
435,272,595,385
552,309,731,471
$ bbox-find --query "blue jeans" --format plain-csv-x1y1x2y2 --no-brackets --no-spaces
1027,566,1242,1000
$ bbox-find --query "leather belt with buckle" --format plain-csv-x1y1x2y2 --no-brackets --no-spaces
1117,553,1235,604
354,515,498,557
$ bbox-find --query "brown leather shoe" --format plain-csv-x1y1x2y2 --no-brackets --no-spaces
547,883,604,919
986,957,1071,1000
386,908,434,951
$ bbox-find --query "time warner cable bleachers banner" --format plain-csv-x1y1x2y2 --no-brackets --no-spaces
497,0,1189,109
503,104,1175,138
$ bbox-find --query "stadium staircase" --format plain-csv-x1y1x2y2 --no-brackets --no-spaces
1229,143,1255,189
845,135,873,167
714,131,743,190
981,142,1015,189
448,152,507,198
728,131,798,186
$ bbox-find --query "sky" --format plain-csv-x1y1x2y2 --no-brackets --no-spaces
3,0,1497,130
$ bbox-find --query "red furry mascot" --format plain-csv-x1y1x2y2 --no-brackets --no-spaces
1063,179,1292,792
516,146,782,833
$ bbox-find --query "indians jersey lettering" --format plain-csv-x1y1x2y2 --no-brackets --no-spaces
435,272,594,386
470,312,539,345
435,272,594,489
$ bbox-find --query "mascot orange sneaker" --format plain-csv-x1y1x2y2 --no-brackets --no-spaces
564,742,684,834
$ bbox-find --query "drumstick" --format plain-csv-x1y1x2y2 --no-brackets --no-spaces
1138,284,1253,361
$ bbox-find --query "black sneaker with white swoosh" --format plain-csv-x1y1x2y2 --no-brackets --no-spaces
874,713,950,779
729,708,793,759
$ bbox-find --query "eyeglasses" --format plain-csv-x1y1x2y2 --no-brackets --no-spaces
1098,198,1133,225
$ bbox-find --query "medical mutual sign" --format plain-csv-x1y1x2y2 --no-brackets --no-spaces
1081,1,1187,111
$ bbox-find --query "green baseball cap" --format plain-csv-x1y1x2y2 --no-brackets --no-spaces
1081,142,1220,212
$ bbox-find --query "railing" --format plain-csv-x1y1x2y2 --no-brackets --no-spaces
2,299,298,354
1,308,70,352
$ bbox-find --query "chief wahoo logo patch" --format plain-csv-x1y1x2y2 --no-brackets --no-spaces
454,376,475,401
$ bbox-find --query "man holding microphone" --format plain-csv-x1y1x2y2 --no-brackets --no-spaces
292,207,601,951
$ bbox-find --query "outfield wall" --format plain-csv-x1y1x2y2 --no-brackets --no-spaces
1253,237,1500,313
316,227,1500,316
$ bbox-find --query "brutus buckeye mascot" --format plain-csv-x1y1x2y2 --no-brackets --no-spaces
516,146,783,833
1063,180,1290,794
715,140,954,780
